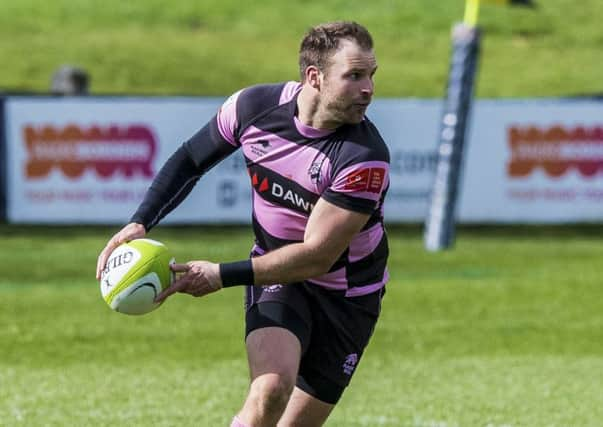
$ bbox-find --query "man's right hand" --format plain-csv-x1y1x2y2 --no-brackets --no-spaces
95,222,146,280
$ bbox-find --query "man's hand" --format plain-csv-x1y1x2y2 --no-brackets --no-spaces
96,222,146,280
155,261,222,303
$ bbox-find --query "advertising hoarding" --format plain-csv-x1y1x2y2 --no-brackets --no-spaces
4,96,603,224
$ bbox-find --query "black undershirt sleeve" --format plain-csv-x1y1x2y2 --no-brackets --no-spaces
129,116,238,230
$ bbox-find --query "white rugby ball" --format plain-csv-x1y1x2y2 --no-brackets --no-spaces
100,238,174,315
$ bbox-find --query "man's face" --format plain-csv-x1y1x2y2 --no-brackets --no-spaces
319,39,378,126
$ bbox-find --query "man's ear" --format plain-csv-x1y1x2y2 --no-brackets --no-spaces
305,66,322,90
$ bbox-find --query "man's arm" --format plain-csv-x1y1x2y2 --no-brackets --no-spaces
251,197,369,284
96,117,238,280
131,119,238,230
154,198,370,302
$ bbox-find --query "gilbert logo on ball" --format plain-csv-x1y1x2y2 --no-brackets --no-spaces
100,238,174,315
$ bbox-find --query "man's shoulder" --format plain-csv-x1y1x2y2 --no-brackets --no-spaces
238,81,299,108
235,81,299,129
340,118,390,163
240,81,285,99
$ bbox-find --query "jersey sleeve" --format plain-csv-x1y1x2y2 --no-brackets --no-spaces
215,89,243,147
129,91,245,230
321,121,390,215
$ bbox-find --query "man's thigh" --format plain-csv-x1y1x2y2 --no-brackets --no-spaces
245,326,301,380
245,284,313,354
244,284,311,393
296,285,384,404
245,284,385,404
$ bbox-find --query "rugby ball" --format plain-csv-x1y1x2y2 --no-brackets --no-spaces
100,238,174,315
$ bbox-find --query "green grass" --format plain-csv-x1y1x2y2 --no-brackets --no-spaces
1,0,602,97
2,2,603,425
1,225,603,426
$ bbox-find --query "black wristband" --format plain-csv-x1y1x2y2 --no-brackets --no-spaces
219,260,254,287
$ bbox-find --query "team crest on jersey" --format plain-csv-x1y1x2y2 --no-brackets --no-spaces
307,156,327,185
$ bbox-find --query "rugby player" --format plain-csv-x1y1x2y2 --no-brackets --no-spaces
97,21,390,427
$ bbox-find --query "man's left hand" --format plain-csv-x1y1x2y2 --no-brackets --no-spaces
155,261,222,303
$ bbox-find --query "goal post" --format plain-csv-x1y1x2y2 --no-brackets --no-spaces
424,1,482,251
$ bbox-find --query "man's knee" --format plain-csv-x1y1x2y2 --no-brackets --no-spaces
249,373,296,416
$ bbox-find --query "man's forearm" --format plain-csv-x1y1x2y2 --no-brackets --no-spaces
217,198,370,289
251,242,336,286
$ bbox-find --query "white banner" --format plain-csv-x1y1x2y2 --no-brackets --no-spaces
5,97,251,224
367,100,441,221
4,96,603,224
460,100,603,223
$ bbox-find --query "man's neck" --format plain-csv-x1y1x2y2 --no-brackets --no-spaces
296,85,339,130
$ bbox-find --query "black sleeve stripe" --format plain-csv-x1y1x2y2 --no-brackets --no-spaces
347,232,389,287
321,189,376,214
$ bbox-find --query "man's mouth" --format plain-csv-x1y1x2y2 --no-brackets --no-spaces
354,104,369,112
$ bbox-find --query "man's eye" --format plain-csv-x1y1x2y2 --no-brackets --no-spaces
349,73,360,80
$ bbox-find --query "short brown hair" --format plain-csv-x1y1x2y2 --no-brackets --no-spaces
299,21,373,81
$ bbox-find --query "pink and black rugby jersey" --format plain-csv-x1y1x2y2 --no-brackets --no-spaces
132,81,390,297
219,82,390,297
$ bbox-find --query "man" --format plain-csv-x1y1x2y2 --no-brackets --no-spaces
96,21,390,427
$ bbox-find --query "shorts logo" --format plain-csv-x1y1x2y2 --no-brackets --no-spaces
263,285,283,293
343,353,358,375
343,168,385,193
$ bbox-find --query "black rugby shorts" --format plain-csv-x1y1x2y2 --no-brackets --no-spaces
245,282,385,404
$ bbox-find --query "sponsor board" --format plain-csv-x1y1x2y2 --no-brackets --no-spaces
507,125,603,178
458,100,603,222
367,100,441,220
5,97,252,223
24,124,157,179
4,97,603,223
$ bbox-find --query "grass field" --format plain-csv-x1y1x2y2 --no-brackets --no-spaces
1,0,602,97
1,225,603,426
2,1,603,426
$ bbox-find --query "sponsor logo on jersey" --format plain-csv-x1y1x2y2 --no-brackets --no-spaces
250,139,272,157
249,168,318,213
270,182,315,212
343,167,385,193
251,173,270,192
24,124,157,179
508,125,603,178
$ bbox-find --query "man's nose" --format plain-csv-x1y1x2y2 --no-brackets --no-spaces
361,78,374,96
